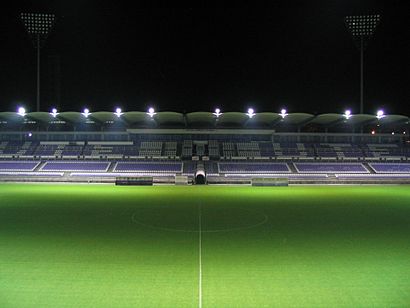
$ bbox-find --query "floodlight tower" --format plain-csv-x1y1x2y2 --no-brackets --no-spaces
21,13,56,112
345,15,381,114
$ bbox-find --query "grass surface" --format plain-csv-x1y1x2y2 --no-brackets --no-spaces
1,184,410,307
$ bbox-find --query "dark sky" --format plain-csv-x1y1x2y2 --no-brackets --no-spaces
1,2,409,115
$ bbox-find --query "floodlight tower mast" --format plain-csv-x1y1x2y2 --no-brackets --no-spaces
345,15,380,114
21,13,56,112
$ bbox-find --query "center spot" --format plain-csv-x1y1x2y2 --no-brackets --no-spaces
131,207,268,233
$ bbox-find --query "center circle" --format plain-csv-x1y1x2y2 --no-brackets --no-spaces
131,207,268,233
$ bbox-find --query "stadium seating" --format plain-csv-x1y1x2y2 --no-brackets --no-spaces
182,140,193,157
274,143,315,158
0,161,40,171
315,143,364,158
114,162,182,173
182,161,196,175
139,142,163,157
222,142,236,157
219,162,290,173
164,142,178,157
195,143,206,156
370,163,410,173
294,163,368,173
0,141,37,157
41,161,110,172
83,142,138,158
208,140,220,158
236,142,261,157
204,161,219,176
363,144,405,158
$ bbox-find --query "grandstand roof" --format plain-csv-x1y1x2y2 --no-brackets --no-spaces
0,111,408,131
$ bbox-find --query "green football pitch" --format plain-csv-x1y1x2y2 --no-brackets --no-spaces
1,184,410,307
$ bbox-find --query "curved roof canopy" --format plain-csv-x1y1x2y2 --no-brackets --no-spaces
0,110,408,130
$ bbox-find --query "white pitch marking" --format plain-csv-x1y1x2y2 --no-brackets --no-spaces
198,203,203,308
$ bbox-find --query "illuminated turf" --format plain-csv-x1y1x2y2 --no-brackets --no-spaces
1,184,410,307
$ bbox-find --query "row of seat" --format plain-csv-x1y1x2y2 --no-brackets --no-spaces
1,161,409,174
1,141,409,159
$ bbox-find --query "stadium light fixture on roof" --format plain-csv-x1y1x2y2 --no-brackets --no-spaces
376,109,385,119
17,107,26,116
247,108,255,118
345,14,381,114
20,13,56,113
279,109,288,118
114,107,123,117
82,108,91,118
50,108,58,117
213,108,222,118
344,109,352,119
147,107,156,117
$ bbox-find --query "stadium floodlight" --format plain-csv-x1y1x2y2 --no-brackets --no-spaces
279,109,288,118
345,14,381,114
50,108,58,117
147,107,156,117
114,107,123,117
82,108,91,118
247,108,255,118
344,109,352,119
17,107,26,116
376,109,385,119
21,13,56,112
213,108,222,118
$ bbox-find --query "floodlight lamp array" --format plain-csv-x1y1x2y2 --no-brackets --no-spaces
344,110,352,119
213,108,222,118
82,108,91,118
376,110,385,119
17,107,26,117
114,108,123,117
247,108,255,118
147,107,156,118
21,13,55,35
279,109,288,118
345,15,380,37
50,108,59,117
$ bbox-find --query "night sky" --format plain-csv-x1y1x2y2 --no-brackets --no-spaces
1,2,409,115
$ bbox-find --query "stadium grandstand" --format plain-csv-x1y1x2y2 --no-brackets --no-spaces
0,109,409,184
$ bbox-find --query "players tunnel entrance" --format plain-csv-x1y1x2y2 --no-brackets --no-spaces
195,170,206,184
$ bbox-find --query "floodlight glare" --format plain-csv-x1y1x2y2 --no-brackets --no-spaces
82,108,91,118
247,108,255,118
213,108,222,118
279,109,288,118
376,110,385,119
17,107,26,116
114,108,123,117
344,110,352,119
50,108,58,117
147,107,156,117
